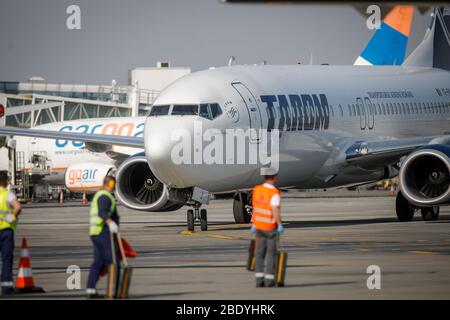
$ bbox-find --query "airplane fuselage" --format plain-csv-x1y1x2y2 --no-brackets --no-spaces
145,65,450,193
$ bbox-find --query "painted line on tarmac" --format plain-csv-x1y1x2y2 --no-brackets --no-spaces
208,224,249,231
409,250,438,255
179,230,248,241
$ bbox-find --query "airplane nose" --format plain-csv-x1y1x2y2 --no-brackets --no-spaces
144,117,192,188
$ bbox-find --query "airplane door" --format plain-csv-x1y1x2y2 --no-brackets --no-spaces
231,82,262,142
365,97,375,129
357,98,366,130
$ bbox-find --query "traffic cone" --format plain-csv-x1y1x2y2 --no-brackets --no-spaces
15,238,45,293
121,237,137,258
81,191,88,205
59,190,64,204
388,185,396,196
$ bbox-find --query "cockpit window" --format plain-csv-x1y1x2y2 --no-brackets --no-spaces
149,103,223,119
149,105,170,116
172,105,198,116
199,104,210,119
199,103,223,120
210,103,222,119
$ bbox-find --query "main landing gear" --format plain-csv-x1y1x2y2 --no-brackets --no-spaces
395,191,440,222
187,205,208,232
233,192,252,224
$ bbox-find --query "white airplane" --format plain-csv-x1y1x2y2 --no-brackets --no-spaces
1,8,448,232
0,6,414,196
9,118,145,192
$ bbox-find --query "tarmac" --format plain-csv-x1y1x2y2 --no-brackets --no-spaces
4,190,450,299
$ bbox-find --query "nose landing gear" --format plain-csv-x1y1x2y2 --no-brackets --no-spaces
184,187,211,232
187,206,208,232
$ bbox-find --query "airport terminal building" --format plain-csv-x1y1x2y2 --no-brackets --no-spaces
0,62,190,128
0,63,190,189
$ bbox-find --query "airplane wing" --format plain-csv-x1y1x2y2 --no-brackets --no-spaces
344,135,450,169
0,127,144,149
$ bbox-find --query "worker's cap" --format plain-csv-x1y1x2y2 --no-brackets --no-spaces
260,167,279,176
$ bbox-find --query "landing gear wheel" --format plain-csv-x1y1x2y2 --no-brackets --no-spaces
395,191,415,222
200,209,208,231
187,209,194,231
233,193,252,224
421,206,440,221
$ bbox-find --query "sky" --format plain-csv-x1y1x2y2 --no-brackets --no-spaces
0,0,431,85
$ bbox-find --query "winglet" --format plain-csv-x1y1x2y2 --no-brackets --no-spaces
354,6,414,66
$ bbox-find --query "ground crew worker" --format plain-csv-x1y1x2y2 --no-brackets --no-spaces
86,176,120,299
251,168,283,287
0,171,22,295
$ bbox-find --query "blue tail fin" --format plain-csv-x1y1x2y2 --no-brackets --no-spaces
355,6,414,66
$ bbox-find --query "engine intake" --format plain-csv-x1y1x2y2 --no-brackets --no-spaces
116,155,183,211
400,145,450,206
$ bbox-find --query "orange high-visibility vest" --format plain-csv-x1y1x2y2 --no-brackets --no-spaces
252,184,280,231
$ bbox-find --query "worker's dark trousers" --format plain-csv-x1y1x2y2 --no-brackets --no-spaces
255,229,277,281
0,228,14,289
87,228,120,290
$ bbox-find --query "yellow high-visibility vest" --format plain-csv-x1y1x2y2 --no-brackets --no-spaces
0,188,17,231
89,190,116,236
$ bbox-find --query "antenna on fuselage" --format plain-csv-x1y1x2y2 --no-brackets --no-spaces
228,56,236,66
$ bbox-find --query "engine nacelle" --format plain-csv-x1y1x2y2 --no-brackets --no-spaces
115,154,184,211
400,145,450,206
65,162,115,192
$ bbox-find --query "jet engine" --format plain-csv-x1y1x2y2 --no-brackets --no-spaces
399,145,450,206
115,154,184,212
